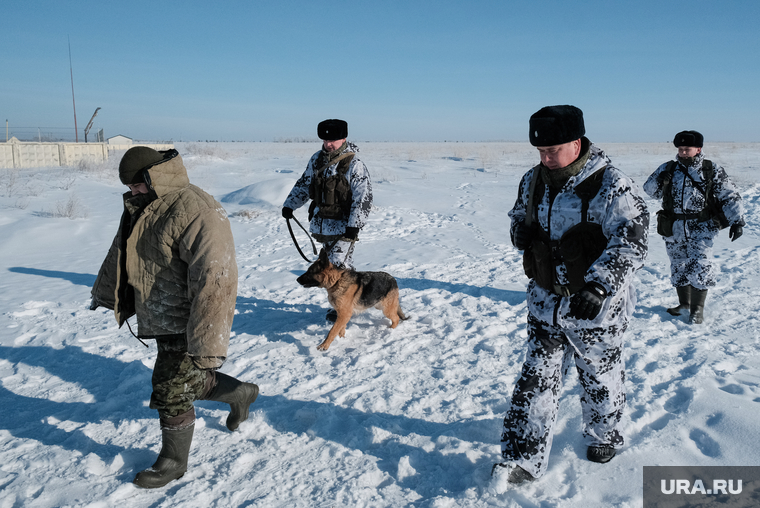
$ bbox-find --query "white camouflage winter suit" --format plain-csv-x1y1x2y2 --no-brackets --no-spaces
643,152,744,289
501,142,649,478
283,141,372,269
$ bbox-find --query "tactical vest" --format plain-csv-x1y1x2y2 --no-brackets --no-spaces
308,152,355,220
659,159,729,229
522,166,608,297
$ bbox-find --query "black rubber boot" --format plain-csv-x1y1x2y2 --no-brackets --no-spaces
491,463,536,484
133,422,194,489
507,465,535,484
587,445,616,463
204,372,259,431
667,286,691,316
689,287,708,325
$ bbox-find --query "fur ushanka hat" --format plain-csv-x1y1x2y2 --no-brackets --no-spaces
317,119,348,141
673,130,704,148
529,105,585,147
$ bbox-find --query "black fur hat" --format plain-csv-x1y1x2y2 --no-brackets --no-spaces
529,105,585,147
317,119,348,141
673,130,704,148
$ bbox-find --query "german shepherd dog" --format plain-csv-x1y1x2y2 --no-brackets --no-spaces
297,249,409,351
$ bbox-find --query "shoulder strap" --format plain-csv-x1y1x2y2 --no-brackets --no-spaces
337,153,355,176
524,165,542,228
575,166,607,223
678,159,712,197
525,165,607,226
318,151,355,174
702,159,714,199
661,161,678,212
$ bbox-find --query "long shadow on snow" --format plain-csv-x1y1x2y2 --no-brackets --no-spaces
8,266,97,287
256,393,501,497
396,277,525,305
233,295,327,337
0,345,154,461
281,271,526,306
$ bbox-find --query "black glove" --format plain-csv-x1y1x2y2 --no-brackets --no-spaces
282,207,294,219
569,282,607,320
729,223,743,242
657,172,671,186
513,222,533,251
343,227,360,240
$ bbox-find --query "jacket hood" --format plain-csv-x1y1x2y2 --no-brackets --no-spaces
574,142,611,186
144,152,190,198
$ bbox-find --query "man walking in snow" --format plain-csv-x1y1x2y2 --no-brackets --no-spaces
282,119,373,321
644,130,745,324
90,146,259,489
496,105,649,484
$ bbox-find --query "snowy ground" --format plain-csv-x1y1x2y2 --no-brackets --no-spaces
1,141,759,507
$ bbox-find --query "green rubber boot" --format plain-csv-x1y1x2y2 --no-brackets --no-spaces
133,422,194,489
204,372,259,431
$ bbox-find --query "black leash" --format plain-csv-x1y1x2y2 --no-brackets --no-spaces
287,216,318,263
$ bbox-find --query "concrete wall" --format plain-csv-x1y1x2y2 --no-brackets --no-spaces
0,141,174,169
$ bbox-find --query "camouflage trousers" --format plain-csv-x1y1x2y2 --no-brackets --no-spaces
149,334,215,425
500,314,627,478
319,237,356,269
664,231,717,289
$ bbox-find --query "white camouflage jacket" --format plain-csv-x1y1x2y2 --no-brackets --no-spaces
509,142,649,329
283,141,372,237
643,152,745,239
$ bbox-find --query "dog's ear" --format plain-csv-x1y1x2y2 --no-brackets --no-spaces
318,249,328,264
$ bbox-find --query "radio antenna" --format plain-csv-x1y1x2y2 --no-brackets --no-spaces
68,36,79,142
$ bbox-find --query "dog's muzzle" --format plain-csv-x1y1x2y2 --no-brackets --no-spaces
296,274,318,287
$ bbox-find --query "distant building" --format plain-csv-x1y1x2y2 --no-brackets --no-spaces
107,135,132,145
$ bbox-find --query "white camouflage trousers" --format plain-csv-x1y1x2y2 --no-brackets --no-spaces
500,314,627,478
323,239,356,270
664,223,717,289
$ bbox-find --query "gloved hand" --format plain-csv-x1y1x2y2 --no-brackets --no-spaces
513,222,533,251
657,171,671,186
282,207,294,219
343,227,360,240
569,282,607,320
729,223,743,242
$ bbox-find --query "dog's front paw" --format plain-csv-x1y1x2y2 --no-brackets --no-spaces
317,341,330,351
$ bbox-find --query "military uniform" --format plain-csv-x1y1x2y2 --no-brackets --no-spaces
644,131,745,323
499,106,649,481
644,155,744,287
283,121,372,269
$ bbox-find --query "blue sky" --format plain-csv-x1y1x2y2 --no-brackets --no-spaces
3,1,758,142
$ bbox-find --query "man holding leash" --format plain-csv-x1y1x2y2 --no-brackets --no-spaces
496,105,649,484
644,130,745,324
282,119,373,321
